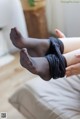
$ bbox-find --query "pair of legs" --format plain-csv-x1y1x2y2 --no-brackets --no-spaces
10,28,80,80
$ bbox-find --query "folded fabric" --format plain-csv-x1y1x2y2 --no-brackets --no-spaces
45,37,67,79
46,37,64,55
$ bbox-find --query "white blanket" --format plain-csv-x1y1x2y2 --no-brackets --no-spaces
9,75,80,119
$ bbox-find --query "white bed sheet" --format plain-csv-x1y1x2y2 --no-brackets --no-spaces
9,75,80,119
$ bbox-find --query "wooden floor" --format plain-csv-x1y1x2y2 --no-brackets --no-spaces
0,52,36,119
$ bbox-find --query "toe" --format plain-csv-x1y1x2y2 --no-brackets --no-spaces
22,48,31,60
20,48,32,65
12,27,22,39
15,27,21,36
10,28,16,39
20,48,37,73
10,30,15,42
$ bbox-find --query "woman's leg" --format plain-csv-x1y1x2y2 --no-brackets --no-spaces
20,48,80,81
63,49,80,66
10,28,64,57
10,27,80,56
60,37,80,54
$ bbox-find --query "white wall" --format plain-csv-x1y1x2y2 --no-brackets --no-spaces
46,0,64,33
62,2,80,37
6,0,28,53
0,0,28,54
46,0,80,37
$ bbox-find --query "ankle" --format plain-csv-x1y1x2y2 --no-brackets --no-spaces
41,40,50,56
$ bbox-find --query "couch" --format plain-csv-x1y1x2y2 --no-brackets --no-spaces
9,75,80,119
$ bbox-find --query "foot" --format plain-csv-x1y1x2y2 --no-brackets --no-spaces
20,48,51,81
10,27,65,57
10,27,50,57
10,27,27,49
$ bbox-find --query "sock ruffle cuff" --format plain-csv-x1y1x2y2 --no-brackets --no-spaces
46,37,64,55
45,37,67,79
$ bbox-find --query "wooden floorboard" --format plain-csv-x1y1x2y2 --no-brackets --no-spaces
0,52,36,119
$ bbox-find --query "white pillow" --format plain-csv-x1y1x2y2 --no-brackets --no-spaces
9,75,80,119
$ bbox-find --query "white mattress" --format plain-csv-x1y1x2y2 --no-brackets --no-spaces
9,75,80,119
